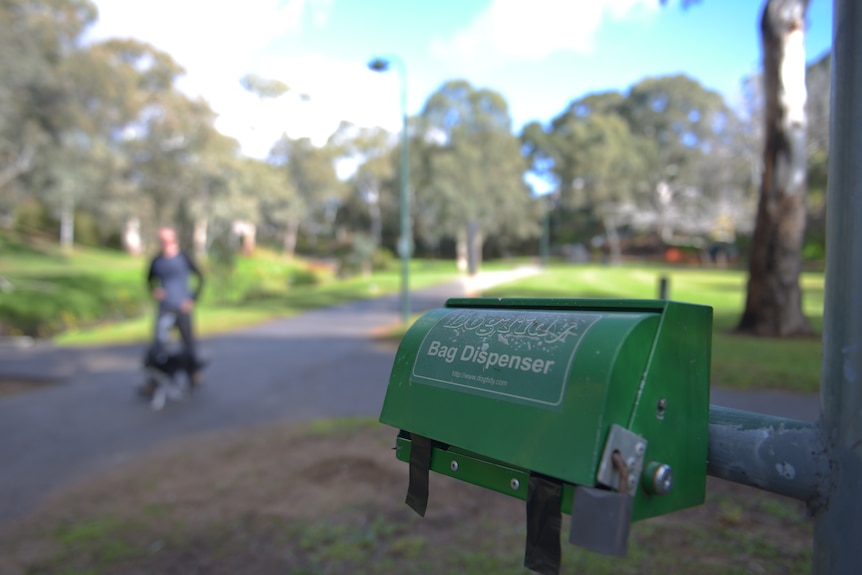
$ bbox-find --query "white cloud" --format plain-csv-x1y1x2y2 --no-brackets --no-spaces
89,0,306,68
309,0,336,28
216,54,403,158
432,0,661,61
86,0,372,158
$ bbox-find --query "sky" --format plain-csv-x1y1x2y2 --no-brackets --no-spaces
85,0,834,161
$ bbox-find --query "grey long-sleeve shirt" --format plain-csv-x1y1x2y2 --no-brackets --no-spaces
146,252,204,311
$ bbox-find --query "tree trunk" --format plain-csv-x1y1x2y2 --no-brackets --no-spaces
243,223,256,254
59,197,74,253
737,0,813,337
283,218,299,257
456,230,468,272
467,219,482,276
601,208,623,264
123,217,143,255
193,218,208,260
369,200,382,248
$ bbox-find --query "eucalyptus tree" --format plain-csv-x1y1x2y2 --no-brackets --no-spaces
737,0,813,336
87,39,254,254
42,37,189,249
521,91,631,207
63,38,174,245
251,155,303,255
527,89,635,211
416,80,537,268
664,0,817,337
0,0,97,227
119,60,222,245
182,132,253,258
0,3,206,249
521,91,653,255
619,75,733,238
523,75,741,257
803,51,831,260
328,121,397,248
2,17,212,249
269,136,343,255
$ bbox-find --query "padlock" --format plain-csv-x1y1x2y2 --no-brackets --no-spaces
569,485,634,557
566,424,642,557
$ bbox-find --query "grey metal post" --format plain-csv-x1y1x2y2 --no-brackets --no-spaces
813,0,862,571
658,276,669,300
397,60,411,324
368,55,411,323
540,196,550,267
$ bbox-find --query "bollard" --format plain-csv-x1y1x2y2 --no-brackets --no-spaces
658,276,669,300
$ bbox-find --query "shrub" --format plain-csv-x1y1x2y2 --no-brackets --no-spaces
371,247,396,271
74,211,101,247
289,268,323,287
335,236,377,278
205,233,240,303
0,274,149,338
13,200,52,235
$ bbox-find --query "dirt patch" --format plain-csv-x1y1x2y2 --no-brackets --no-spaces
0,377,58,399
0,419,814,575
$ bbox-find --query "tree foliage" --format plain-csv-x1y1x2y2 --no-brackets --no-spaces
0,0,833,294
328,122,398,247
268,135,343,253
0,0,97,195
414,80,538,258
240,73,290,100
521,75,750,256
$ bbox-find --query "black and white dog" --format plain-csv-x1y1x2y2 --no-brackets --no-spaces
139,348,200,410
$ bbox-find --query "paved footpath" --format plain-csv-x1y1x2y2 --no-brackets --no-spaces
0,267,819,522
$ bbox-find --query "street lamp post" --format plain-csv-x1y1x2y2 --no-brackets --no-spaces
368,56,411,324
540,195,550,267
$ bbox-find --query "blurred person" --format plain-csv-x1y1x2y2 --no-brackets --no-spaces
139,226,205,397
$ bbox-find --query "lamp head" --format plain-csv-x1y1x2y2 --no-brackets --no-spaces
368,58,390,72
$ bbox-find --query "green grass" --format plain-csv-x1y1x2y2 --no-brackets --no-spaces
37,517,143,574
0,235,151,337
54,258,457,345
480,263,824,393
2,236,825,393
0,234,460,344
0,233,144,276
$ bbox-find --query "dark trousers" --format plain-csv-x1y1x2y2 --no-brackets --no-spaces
149,307,200,375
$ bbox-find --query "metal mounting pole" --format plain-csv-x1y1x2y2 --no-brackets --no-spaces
707,406,825,504
813,0,862,572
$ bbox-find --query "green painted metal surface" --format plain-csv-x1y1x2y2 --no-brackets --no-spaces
380,298,713,521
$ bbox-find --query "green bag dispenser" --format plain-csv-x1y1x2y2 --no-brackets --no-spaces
379,298,712,571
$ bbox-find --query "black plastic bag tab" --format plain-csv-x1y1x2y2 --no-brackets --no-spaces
524,474,562,575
